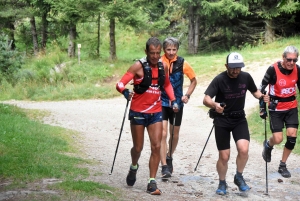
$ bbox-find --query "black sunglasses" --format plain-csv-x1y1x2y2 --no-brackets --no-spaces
285,58,298,63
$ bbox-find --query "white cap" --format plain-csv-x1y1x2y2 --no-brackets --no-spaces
226,52,245,68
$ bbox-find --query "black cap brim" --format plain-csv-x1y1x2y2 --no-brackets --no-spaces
227,62,245,68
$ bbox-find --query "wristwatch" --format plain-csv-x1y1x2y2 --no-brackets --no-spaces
185,94,190,99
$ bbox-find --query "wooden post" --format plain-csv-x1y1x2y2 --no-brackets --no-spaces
77,44,81,64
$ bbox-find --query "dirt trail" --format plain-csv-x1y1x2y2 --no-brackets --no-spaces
3,57,300,201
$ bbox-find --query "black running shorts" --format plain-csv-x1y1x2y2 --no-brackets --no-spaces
215,120,250,150
162,106,183,126
269,108,299,133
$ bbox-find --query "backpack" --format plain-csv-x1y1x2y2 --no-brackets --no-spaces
134,58,165,94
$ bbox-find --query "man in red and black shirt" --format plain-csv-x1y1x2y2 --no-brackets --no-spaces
261,45,300,178
116,37,178,195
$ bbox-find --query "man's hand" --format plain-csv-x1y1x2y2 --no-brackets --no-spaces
259,93,268,119
172,101,179,113
122,89,133,100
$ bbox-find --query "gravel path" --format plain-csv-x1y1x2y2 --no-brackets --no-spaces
3,57,300,201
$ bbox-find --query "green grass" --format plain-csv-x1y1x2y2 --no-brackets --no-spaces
0,103,117,200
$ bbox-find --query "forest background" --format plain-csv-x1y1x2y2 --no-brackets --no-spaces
0,0,300,101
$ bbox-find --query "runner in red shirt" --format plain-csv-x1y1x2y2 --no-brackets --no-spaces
116,37,178,195
261,45,300,178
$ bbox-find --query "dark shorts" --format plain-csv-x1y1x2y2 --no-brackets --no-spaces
128,110,162,127
162,106,183,126
269,108,299,133
215,120,250,150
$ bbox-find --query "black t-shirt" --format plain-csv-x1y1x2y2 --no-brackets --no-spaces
204,71,258,126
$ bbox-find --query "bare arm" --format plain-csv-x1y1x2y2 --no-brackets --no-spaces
252,90,269,102
182,77,197,103
203,94,225,114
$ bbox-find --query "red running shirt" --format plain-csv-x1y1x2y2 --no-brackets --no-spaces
116,62,175,113
269,62,298,111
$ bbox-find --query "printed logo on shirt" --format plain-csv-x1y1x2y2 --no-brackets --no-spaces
238,84,246,88
278,79,286,87
281,87,295,95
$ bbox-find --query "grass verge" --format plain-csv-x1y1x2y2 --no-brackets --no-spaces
0,103,118,200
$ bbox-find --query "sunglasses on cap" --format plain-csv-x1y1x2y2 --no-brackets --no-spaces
285,58,298,63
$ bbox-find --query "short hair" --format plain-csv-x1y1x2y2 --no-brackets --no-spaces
283,46,299,58
163,37,180,50
146,37,162,51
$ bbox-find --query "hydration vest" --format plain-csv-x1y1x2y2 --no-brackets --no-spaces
134,58,165,94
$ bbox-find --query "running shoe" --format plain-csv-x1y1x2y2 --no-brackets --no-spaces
166,155,173,173
161,165,171,178
278,163,291,178
216,181,227,195
262,140,273,162
147,180,161,195
126,164,139,186
234,174,250,192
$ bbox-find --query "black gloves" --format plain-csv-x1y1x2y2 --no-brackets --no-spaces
122,89,130,100
259,94,267,119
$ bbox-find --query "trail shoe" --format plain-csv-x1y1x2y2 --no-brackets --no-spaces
126,164,139,186
278,164,291,178
262,140,273,162
234,174,250,192
147,180,162,195
161,165,171,178
216,181,227,195
166,155,173,173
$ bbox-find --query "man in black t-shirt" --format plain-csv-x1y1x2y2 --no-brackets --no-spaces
203,52,269,195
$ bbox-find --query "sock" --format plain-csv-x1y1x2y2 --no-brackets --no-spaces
267,141,273,148
130,164,138,170
280,160,286,166
148,178,155,183
236,171,243,177
219,179,226,184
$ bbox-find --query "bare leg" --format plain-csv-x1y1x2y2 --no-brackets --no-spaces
167,125,180,157
147,122,163,178
130,124,145,166
160,120,168,165
217,149,230,180
281,128,297,163
235,139,249,173
268,132,283,146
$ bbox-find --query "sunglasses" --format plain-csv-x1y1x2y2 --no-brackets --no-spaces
285,58,298,63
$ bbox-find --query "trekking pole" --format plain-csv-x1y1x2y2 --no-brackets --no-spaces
194,125,214,171
264,118,269,195
169,113,176,159
194,102,225,171
109,99,130,175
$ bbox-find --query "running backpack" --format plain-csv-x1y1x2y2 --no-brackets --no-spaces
134,58,165,94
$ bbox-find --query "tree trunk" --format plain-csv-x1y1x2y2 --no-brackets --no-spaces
41,12,48,54
6,21,15,50
187,6,199,54
264,19,275,43
97,13,100,57
30,16,39,56
109,18,117,61
68,24,76,57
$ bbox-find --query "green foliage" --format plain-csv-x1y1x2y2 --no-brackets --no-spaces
0,103,87,181
0,103,118,199
0,34,24,85
53,180,117,200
